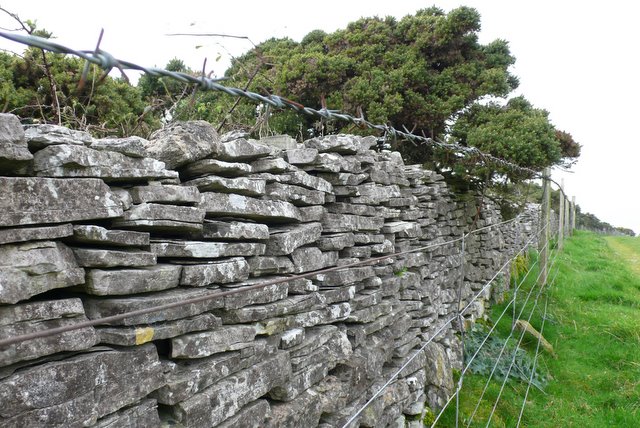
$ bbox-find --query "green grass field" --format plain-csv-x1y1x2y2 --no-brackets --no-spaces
435,231,640,427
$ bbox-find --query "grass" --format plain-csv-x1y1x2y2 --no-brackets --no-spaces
435,230,640,427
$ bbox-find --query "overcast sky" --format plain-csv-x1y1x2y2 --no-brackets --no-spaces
1,0,638,234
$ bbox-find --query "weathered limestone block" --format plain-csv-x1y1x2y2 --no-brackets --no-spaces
98,313,221,346
72,247,157,268
346,183,402,204
316,232,356,251
24,123,92,149
282,171,333,193
269,360,334,401
89,136,147,158
69,225,149,248
313,266,375,287
202,220,269,240
180,257,249,287
0,298,98,366
291,247,338,273
280,328,305,349
247,255,295,276
321,285,357,304
267,390,323,427
171,325,258,358
220,400,271,428
84,264,181,295
285,147,318,164
0,344,163,427
0,223,73,245
304,134,375,154
251,157,292,173
129,184,200,205
0,240,84,304
180,158,252,178
321,213,384,233
153,340,276,405
328,202,378,217
95,399,161,428
265,222,322,256
145,120,221,169
266,182,325,206
168,351,291,427
340,245,372,259
183,175,266,196
200,193,301,223
299,205,326,222
151,239,265,258
33,145,178,182
318,172,369,186
0,113,33,171
216,293,323,323
287,303,352,328
0,177,123,227
224,282,289,310
259,134,297,150
218,137,271,161
112,203,205,233
287,278,319,294
83,287,224,325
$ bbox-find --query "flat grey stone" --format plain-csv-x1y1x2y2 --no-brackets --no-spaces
260,134,297,150
286,303,352,328
304,134,376,154
313,266,375,287
24,123,92,149
0,344,163,426
0,177,123,227
327,202,378,216
321,213,384,233
72,247,157,268
0,114,32,171
216,293,323,323
95,399,160,428
89,136,147,158
168,351,290,427
316,233,356,251
291,247,338,273
145,120,221,169
250,157,292,173
184,175,265,196
97,313,221,346
200,193,301,223
180,158,252,178
0,241,84,304
321,285,357,304
267,390,322,427
285,148,318,165
112,203,205,233
280,328,305,349
298,206,326,222
110,187,134,210
70,225,149,248
247,256,295,276
219,400,271,428
171,325,258,358
83,287,224,325
0,298,98,366
129,184,200,205
151,240,265,258
265,222,322,256
318,172,368,186
180,257,250,286
33,145,178,182
218,138,271,161
266,182,325,206
202,220,269,240
224,282,289,310
84,264,181,295
0,223,73,245
282,171,333,193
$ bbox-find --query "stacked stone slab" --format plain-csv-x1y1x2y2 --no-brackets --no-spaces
0,114,539,427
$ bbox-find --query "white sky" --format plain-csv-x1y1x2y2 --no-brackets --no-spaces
1,0,639,234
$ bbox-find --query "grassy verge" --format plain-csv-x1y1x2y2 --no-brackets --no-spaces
436,231,640,427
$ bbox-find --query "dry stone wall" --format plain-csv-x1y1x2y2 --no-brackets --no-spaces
0,113,536,427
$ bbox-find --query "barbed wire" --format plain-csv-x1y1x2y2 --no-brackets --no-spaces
0,30,549,180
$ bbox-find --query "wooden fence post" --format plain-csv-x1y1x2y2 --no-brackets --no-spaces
558,179,565,250
539,168,551,286
571,196,576,234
